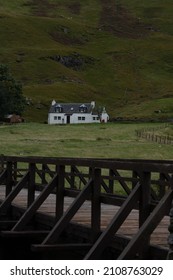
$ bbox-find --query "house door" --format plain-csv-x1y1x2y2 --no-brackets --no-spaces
67,115,71,124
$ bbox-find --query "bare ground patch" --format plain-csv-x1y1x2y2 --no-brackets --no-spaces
23,0,81,17
99,0,153,39
23,0,58,17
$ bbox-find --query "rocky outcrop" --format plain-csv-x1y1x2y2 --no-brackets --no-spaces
47,53,95,70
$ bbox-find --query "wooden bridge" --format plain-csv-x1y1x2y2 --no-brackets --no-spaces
0,155,173,260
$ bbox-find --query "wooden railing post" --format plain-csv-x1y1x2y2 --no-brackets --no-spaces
167,175,173,260
139,171,151,227
27,163,36,207
138,171,151,258
55,165,65,221
158,173,166,199
71,166,76,189
13,161,17,184
132,171,138,189
91,168,101,242
41,164,47,185
109,169,114,193
6,161,13,197
168,200,173,259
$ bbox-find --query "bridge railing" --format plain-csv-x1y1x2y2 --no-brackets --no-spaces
0,155,173,259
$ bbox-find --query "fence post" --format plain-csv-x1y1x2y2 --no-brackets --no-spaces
27,163,36,207
91,168,101,242
55,165,65,221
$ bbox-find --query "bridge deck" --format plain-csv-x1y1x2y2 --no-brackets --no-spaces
0,186,169,248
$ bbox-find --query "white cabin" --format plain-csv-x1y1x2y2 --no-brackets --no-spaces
48,101,109,124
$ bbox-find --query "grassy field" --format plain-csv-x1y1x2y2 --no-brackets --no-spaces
0,122,172,160
1,1,173,122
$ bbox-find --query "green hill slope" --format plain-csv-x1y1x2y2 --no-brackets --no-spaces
1,0,173,122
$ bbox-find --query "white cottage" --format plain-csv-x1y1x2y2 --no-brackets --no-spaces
48,101,109,124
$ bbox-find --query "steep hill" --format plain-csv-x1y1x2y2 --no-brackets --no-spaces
1,0,173,122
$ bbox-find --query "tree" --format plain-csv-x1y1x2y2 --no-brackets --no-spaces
0,64,26,117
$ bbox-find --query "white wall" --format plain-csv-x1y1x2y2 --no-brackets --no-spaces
48,113,66,124
48,113,100,124
70,113,100,124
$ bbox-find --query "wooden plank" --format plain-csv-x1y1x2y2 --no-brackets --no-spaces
0,187,170,255
0,184,169,248
64,189,80,198
0,230,49,238
0,221,17,226
3,155,173,173
32,243,92,252
42,179,93,245
84,183,140,259
100,194,127,207
118,189,173,259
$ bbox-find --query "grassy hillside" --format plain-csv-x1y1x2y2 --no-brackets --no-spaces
1,0,173,122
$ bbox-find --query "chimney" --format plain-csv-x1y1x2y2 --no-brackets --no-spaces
91,101,95,109
52,100,56,106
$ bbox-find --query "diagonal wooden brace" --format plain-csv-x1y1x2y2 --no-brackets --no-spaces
118,189,173,259
84,182,140,259
42,178,93,245
12,174,58,231
0,172,29,214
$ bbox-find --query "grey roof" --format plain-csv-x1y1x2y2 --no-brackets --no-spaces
49,102,93,114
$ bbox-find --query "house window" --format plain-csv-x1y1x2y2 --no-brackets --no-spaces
55,105,63,113
58,116,61,120
79,105,87,113
93,116,99,121
78,116,85,121
54,116,57,120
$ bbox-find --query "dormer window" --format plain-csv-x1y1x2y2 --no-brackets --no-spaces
55,104,63,113
79,104,87,113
